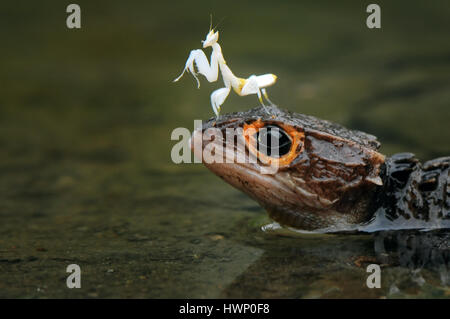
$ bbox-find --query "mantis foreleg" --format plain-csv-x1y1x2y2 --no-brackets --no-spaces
173,49,219,88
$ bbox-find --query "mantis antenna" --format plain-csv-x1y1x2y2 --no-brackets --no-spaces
173,21,278,118
209,13,213,31
208,14,225,31
213,16,226,31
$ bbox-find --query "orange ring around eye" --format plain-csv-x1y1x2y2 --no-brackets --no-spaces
243,119,305,167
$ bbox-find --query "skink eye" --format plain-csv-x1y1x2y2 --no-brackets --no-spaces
255,125,292,158
243,120,305,167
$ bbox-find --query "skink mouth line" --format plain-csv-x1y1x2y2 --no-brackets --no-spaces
202,160,301,211
192,128,285,174
191,129,297,196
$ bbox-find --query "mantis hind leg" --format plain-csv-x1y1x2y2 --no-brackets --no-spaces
256,89,265,107
240,76,268,112
261,88,274,105
256,89,271,114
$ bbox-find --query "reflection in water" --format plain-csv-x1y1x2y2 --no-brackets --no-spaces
221,223,449,298
374,230,449,287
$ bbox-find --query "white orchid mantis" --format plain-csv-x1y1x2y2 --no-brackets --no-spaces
173,26,277,118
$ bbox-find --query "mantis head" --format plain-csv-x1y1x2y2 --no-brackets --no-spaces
202,29,219,48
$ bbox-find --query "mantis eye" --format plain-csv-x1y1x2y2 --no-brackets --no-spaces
255,125,292,158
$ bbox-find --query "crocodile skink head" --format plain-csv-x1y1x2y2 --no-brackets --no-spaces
191,105,386,231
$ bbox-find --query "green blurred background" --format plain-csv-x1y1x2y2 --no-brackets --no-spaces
0,0,449,298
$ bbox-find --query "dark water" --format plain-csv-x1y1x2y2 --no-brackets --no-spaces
0,0,449,298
